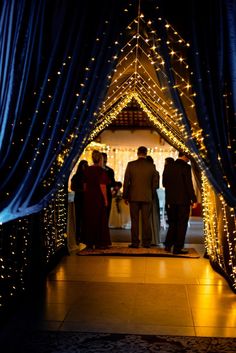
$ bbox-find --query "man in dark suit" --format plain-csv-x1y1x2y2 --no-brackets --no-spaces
163,152,197,254
123,146,159,248
102,152,116,221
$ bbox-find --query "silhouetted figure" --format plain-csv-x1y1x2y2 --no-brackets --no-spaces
163,152,197,254
71,159,88,244
123,146,159,248
102,152,116,221
146,155,160,246
82,150,111,250
162,157,175,224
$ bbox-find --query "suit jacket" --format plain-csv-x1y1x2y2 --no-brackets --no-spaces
104,165,115,202
123,158,159,202
163,158,197,205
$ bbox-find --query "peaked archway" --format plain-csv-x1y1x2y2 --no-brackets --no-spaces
89,12,198,156
79,5,236,292
0,1,235,314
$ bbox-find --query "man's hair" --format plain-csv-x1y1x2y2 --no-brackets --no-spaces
146,155,154,164
178,151,190,162
101,152,107,162
137,146,147,156
178,151,185,158
165,157,175,165
92,150,102,164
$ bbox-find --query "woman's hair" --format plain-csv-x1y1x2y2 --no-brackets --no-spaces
92,150,102,164
115,181,122,188
77,159,88,171
165,157,175,165
146,155,154,164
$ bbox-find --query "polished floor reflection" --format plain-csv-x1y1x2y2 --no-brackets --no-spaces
3,221,236,339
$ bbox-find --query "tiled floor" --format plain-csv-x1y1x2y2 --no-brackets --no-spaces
4,220,236,339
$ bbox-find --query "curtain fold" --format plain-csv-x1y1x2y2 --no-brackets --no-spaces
0,0,128,223
189,0,236,207
157,0,236,208
0,0,235,223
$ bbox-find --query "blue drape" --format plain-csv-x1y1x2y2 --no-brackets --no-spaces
189,0,236,207
0,0,235,223
157,0,236,208
0,0,128,223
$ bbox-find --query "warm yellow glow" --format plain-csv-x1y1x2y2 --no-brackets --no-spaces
201,173,236,290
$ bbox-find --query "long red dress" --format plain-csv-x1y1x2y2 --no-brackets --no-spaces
82,165,111,248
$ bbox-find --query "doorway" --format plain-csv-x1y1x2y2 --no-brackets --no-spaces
67,128,203,252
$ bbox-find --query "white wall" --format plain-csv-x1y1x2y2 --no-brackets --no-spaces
70,129,201,202
97,129,174,150
75,129,178,189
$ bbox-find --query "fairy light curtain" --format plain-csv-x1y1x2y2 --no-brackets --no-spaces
158,0,236,208
1,0,235,224
76,143,178,190
88,1,201,159
0,0,128,223
191,0,236,208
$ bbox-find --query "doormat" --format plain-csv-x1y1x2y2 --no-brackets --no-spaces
77,246,200,258
6,331,236,353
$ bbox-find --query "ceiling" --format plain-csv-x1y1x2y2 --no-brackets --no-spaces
106,98,153,130
90,6,200,157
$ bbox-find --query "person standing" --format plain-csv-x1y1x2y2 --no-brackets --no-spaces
163,152,197,254
146,155,160,246
102,152,116,221
70,159,88,244
162,157,175,225
82,150,111,250
123,146,159,248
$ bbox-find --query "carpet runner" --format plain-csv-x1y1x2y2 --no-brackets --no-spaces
77,246,200,258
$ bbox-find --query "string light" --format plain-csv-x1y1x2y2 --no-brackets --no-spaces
73,140,178,191
2,1,236,313
43,188,67,263
202,173,236,290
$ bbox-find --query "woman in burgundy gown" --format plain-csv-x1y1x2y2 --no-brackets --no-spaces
82,150,112,250
71,159,88,244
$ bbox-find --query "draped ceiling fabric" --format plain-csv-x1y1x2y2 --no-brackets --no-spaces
0,0,235,223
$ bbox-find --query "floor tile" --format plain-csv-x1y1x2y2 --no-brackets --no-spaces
6,223,236,340
195,326,236,338
191,308,236,327
130,306,193,327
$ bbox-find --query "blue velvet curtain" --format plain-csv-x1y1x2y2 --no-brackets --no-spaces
189,0,236,207
0,0,235,224
0,0,129,223
157,0,236,208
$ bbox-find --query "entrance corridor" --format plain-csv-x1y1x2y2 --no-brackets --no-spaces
3,219,236,341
